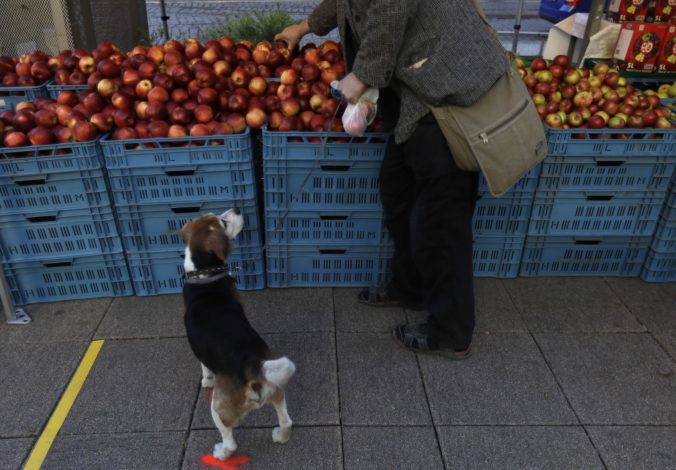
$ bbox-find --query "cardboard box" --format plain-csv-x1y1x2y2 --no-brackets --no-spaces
657,24,676,71
653,0,676,23
543,13,620,62
608,0,651,22
613,21,668,72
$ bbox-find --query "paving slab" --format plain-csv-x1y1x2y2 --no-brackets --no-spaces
0,298,111,344
0,438,33,470
241,288,334,333
586,426,676,469
503,278,644,333
96,294,185,339
655,331,676,362
419,333,577,425
342,426,443,469
337,332,431,426
182,427,342,470
536,333,676,425
437,426,603,469
42,431,185,470
605,278,676,333
192,332,338,428
60,338,199,434
333,288,406,333
0,341,86,437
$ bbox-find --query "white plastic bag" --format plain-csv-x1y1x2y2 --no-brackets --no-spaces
342,88,379,137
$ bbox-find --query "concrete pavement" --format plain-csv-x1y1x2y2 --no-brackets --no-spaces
1,277,674,469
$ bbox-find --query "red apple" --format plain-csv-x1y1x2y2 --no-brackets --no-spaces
73,120,97,141
27,126,53,145
90,113,113,132
3,131,28,147
245,107,267,128
225,113,246,133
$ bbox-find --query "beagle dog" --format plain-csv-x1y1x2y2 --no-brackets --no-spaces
181,209,296,460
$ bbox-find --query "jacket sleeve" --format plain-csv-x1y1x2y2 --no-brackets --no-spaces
351,0,420,89
308,0,338,36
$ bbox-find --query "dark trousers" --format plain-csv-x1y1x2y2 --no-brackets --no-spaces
380,114,479,349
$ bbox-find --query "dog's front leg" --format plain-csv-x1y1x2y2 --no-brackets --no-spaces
270,388,292,444
211,400,237,460
201,363,215,388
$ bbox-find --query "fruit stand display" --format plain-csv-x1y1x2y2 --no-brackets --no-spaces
0,52,53,111
2,21,676,306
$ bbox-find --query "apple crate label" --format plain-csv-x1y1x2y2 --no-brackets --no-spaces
609,0,650,22
613,22,667,72
658,25,676,72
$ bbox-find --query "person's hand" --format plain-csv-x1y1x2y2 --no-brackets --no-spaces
338,73,368,104
275,20,310,51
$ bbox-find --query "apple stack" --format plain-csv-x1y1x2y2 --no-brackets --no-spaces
518,56,676,277
0,52,53,111
97,38,273,294
0,107,131,305
641,176,676,282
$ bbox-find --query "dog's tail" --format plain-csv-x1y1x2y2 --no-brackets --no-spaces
261,357,296,389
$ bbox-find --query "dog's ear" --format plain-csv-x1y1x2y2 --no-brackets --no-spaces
180,220,193,243
201,218,230,261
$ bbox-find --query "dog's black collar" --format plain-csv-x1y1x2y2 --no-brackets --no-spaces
184,265,237,285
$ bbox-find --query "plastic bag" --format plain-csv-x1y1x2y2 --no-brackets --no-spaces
342,88,379,137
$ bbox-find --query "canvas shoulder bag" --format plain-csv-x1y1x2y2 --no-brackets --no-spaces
428,0,547,197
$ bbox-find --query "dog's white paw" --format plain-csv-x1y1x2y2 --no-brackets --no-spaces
213,442,235,460
272,426,292,444
201,377,215,388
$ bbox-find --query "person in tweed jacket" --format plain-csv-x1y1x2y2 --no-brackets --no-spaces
277,0,509,358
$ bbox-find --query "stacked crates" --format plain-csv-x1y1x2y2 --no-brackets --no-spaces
100,131,265,295
0,138,132,304
262,130,391,287
641,176,676,282
473,166,540,277
521,127,676,276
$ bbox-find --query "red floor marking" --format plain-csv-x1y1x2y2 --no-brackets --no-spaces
200,454,250,469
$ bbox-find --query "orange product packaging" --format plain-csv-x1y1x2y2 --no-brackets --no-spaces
608,0,651,22
657,24,676,72
613,21,668,72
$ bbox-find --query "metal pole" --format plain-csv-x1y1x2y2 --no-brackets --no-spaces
0,265,30,324
160,0,170,42
511,0,525,53
579,0,606,66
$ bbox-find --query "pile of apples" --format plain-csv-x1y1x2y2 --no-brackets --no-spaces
519,55,675,134
0,51,54,88
1,36,387,149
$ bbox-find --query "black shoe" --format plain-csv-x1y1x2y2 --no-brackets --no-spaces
392,323,471,360
357,286,424,311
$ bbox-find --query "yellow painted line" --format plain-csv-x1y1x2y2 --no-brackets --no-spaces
24,340,104,470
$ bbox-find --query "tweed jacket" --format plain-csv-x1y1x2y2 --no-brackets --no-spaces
308,0,510,143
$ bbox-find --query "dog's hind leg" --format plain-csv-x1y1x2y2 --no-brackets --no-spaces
210,399,237,460
270,388,292,444
201,363,215,388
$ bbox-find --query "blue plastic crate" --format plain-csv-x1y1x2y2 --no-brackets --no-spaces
0,137,104,177
0,205,122,262
100,129,253,168
47,83,89,99
266,244,393,287
538,155,676,193
527,190,667,237
0,82,49,110
0,168,111,216
115,198,261,253
126,247,265,295
545,126,676,157
264,209,389,246
263,159,382,211
640,248,676,282
3,251,133,305
106,160,256,206
519,235,650,277
262,128,388,162
473,236,525,278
